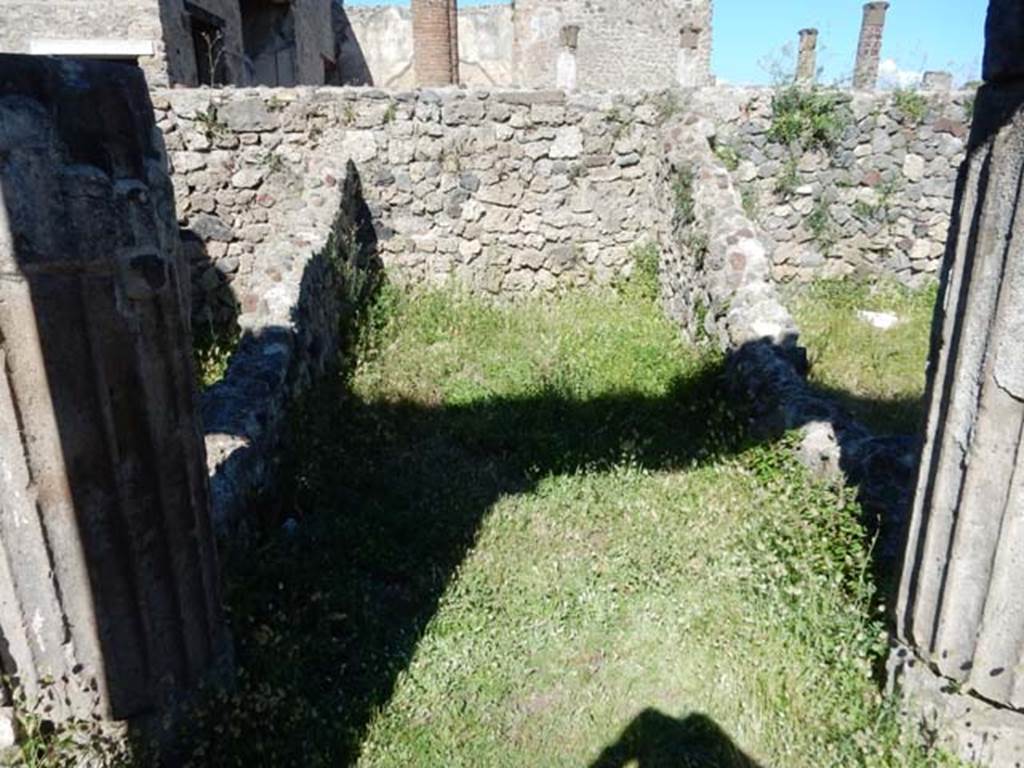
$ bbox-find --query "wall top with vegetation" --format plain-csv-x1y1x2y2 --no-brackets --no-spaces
693,86,973,286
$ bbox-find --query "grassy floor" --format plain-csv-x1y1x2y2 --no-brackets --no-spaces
181,283,955,767
787,279,939,435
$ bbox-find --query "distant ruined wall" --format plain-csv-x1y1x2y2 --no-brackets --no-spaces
0,0,174,84
336,4,514,88
513,0,713,90
155,86,665,312
697,87,972,285
0,0,330,87
290,0,336,84
336,0,711,91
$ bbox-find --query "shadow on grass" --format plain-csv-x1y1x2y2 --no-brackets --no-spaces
185,350,753,765
179,327,919,765
808,382,926,440
589,709,763,768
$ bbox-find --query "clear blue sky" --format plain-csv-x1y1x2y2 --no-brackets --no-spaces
344,0,987,86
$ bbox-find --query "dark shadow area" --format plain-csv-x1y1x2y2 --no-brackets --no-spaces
189,345,747,764
241,0,298,86
726,337,920,565
0,54,231,762
332,4,374,86
589,709,762,768
807,382,925,440
180,227,241,390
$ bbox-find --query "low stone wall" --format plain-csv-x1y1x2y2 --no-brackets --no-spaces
198,163,378,529
654,116,797,349
696,87,972,285
654,116,917,558
155,85,666,329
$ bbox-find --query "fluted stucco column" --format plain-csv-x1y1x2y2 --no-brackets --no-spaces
891,2,1024,763
0,55,230,732
853,2,889,90
796,28,818,84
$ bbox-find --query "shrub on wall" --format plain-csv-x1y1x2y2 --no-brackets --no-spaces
768,86,851,152
891,89,930,126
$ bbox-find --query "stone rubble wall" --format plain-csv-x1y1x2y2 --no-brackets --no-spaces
198,164,375,529
653,116,798,349
653,116,917,559
157,85,972,334
695,87,972,286
154,85,668,334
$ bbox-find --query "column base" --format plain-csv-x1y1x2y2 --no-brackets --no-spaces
889,644,1024,765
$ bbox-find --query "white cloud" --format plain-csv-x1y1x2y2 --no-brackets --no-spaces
877,58,922,90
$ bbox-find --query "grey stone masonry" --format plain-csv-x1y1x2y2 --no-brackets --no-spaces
796,28,818,85
0,55,230,731
696,87,973,286
891,0,1024,762
154,86,665,310
853,2,889,91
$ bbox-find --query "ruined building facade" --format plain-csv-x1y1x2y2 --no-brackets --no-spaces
336,0,714,90
0,0,336,87
0,0,713,91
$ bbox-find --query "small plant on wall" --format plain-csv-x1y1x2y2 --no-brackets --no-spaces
673,167,696,227
806,197,836,252
712,140,741,172
892,89,930,126
768,86,851,152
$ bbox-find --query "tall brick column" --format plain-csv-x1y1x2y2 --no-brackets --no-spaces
852,2,889,90
0,55,230,731
413,0,457,86
796,28,818,84
890,1,1024,763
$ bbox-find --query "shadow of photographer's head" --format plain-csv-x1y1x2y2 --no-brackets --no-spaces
590,709,763,768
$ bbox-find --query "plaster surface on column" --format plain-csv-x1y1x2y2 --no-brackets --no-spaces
677,24,703,88
0,54,230,728
890,2,1024,761
556,24,579,91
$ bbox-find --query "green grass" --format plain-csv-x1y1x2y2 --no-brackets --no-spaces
193,323,238,390
787,279,939,435
177,284,955,767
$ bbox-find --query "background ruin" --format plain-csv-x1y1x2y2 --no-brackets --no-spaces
0,0,1019,765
